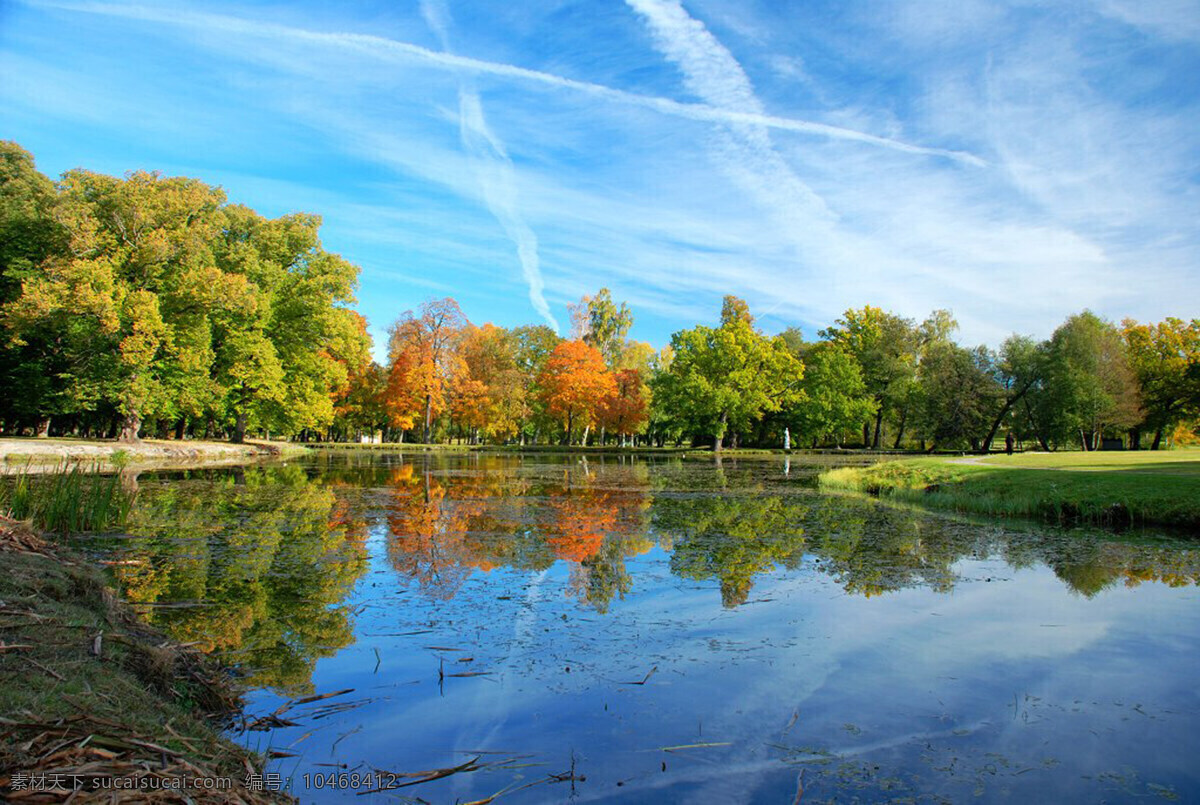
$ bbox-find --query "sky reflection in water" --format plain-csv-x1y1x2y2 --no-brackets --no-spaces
95,453,1200,803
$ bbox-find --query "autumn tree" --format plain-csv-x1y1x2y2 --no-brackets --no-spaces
1123,317,1200,449
597,368,649,446
386,298,468,443
537,340,615,444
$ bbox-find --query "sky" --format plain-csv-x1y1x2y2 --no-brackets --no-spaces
3,0,1199,360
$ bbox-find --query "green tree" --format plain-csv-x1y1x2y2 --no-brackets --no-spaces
820,306,918,448
787,342,876,447
914,342,1002,450
979,335,1046,452
570,287,633,368
1033,311,1142,450
653,298,802,452
0,143,71,434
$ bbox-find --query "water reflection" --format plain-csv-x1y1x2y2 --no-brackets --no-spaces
104,465,368,694
100,454,1200,694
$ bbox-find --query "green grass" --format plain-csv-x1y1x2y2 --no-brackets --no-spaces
818,451,1200,529
1,464,135,534
973,448,1200,474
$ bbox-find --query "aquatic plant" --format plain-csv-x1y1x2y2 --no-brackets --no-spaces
1,464,135,533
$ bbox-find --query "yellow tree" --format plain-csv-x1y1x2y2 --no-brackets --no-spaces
454,323,525,443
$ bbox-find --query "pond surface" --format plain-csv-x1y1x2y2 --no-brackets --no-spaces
88,452,1200,803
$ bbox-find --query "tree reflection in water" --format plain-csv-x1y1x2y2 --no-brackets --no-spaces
103,456,1200,698
109,465,367,695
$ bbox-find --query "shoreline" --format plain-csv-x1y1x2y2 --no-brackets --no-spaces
0,438,309,473
0,517,292,803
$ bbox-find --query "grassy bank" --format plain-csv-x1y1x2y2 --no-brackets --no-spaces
818,450,1200,529
0,519,290,802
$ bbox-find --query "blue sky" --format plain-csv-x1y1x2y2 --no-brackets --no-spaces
3,0,1198,359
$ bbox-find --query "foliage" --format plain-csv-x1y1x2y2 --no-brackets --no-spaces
385,297,468,442
537,340,615,443
1123,317,1200,447
0,149,362,442
1029,311,1142,450
652,298,801,450
787,341,875,447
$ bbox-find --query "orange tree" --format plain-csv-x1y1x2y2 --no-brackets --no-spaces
537,340,615,444
598,368,648,446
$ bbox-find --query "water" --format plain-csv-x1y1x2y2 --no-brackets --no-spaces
86,452,1200,802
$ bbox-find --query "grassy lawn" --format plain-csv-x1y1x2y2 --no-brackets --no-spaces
818,450,1200,529
973,448,1200,474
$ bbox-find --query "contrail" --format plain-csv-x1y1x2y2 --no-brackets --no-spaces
625,0,837,255
421,0,560,331
29,0,986,167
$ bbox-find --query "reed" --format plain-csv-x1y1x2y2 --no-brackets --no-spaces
1,463,135,533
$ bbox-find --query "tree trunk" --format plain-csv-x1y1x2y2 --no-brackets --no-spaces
563,410,573,445
1022,397,1052,452
1151,426,1164,450
36,417,51,438
892,409,907,450
118,411,142,443
174,418,185,440
582,423,591,446
232,411,247,444
1129,427,1141,450
981,381,1034,453
871,410,883,450
862,421,870,449
424,394,433,443
714,411,728,453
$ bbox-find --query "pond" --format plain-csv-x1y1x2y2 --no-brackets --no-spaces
85,452,1200,803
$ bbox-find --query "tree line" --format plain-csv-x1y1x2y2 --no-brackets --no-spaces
2,142,1197,451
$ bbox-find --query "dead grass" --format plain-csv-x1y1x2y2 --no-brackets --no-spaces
0,517,293,803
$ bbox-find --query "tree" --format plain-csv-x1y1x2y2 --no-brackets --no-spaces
452,323,526,443
569,287,634,369
537,340,615,444
386,298,468,443
653,298,802,452
1123,318,1200,449
978,335,1045,452
0,142,70,435
820,306,918,449
6,168,229,441
1034,311,1142,450
597,368,649,446
915,342,1003,450
787,342,875,447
